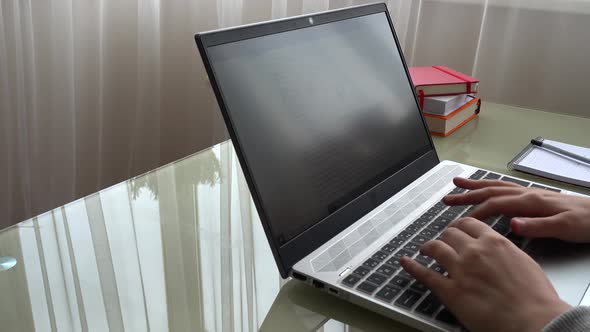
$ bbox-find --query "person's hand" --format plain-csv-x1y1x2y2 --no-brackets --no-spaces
443,177,590,242
400,218,571,332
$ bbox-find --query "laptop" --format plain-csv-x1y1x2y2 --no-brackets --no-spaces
195,3,590,331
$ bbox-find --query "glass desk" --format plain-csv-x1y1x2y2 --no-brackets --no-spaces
1,102,589,331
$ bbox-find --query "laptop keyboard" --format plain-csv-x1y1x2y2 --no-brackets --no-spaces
340,169,561,327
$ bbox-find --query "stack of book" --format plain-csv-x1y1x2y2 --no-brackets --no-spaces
409,66,481,137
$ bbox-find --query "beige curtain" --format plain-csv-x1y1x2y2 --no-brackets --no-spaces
2,0,590,227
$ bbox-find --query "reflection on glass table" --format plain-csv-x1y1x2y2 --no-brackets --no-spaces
0,141,414,332
261,279,417,332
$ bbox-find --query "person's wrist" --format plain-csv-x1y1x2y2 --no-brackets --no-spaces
520,300,572,332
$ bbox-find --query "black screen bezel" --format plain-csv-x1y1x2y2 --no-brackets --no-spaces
196,3,439,278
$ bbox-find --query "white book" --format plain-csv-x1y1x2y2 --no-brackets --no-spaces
422,94,476,116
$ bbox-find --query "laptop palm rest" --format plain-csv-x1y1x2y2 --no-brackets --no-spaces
527,239,590,306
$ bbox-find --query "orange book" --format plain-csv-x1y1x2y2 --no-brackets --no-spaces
423,97,481,137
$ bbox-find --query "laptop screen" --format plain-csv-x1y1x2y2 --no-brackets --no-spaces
207,12,432,245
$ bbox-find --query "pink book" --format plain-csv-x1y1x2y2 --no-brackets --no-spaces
409,66,479,98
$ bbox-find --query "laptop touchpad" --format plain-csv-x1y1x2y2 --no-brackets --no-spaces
527,239,590,306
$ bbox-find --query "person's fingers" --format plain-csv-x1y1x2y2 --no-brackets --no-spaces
444,186,525,206
420,240,459,271
439,226,473,253
448,217,490,238
468,192,559,221
400,257,453,300
511,213,570,239
453,177,521,190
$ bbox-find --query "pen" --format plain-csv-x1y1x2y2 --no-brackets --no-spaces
531,138,590,165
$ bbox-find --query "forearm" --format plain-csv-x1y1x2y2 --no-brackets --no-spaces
542,306,590,332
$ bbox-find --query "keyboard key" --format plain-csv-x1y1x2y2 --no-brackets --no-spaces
430,263,446,274
492,222,510,235
484,172,501,180
419,229,437,239
353,266,370,277
501,176,530,187
376,264,396,277
342,274,361,287
460,211,473,218
375,285,402,303
463,205,478,214
393,249,414,259
415,254,434,266
405,224,421,233
420,213,437,222
496,216,511,229
434,201,447,210
412,218,429,228
448,205,467,214
390,275,412,288
398,270,415,281
427,221,447,233
411,235,429,246
436,308,459,326
367,273,387,286
363,258,379,269
372,251,388,262
532,184,560,192
410,281,429,294
483,216,497,225
396,231,414,241
434,216,453,226
441,210,460,219
469,170,487,180
357,281,378,294
450,187,467,194
389,237,406,247
415,293,441,316
403,242,421,254
381,243,396,254
427,206,444,215
395,289,423,309
385,257,401,269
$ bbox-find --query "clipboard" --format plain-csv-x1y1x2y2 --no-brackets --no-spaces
508,137,590,189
